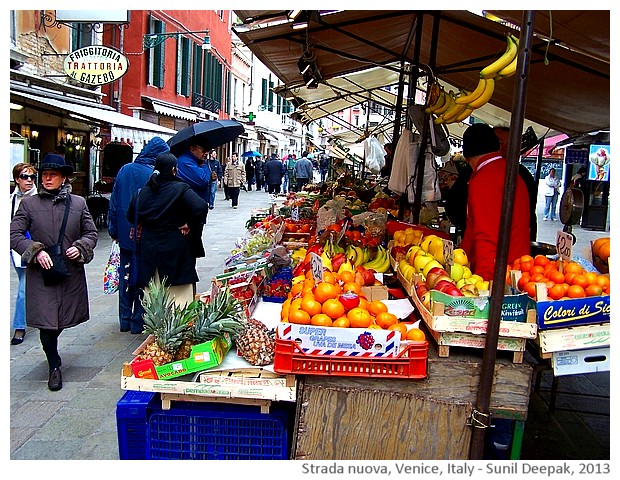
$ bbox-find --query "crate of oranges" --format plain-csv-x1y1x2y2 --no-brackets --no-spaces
508,254,610,330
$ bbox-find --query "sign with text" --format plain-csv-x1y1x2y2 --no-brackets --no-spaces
556,230,573,261
291,206,299,221
310,253,324,282
64,45,129,86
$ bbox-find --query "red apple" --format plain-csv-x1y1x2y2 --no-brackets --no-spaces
362,269,376,286
427,274,453,290
425,267,450,288
331,253,346,272
435,280,458,294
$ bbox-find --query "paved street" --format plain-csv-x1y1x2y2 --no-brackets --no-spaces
9,180,609,462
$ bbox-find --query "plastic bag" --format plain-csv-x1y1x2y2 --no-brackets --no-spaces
364,136,385,174
362,212,388,240
103,242,120,294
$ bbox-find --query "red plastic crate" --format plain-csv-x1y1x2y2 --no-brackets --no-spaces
273,337,428,379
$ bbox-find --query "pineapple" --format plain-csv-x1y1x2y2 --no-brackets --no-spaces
139,278,191,366
235,318,276,366
174,287,247,361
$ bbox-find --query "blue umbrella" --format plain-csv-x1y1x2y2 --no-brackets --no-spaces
167,120,245,156
241,150,262,158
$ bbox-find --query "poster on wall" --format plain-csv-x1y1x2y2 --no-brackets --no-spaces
588,144,610,182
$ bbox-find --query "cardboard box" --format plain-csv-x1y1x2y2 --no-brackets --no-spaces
429,290,533,322
131,334,232,380
552,347,610,376
277,322,400,357
361,284,389,301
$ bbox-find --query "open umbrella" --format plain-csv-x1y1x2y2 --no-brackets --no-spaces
241,150,262,158
167,120,245,156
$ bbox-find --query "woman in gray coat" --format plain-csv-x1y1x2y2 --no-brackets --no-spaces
10,154,98,391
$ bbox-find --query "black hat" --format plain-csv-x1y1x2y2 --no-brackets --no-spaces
462,123,500,158
154,152,178,175
40,153,73,175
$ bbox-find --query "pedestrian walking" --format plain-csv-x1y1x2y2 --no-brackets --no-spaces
294,152,314,191
126,153,209,307
245,157,255,191
320,155,329,183
107,136,169,334
254,157,265,191
10,162,38,345
207,149,224,209
543,168,561,221
10,154,99,391
286,154,297,193
264,153,286,194
223,152,245,208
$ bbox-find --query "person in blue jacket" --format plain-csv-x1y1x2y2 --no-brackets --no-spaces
108,136,170,334
175,137,211,259
207,149,223,209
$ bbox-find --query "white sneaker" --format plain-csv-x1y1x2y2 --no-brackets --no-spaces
543,217,548,221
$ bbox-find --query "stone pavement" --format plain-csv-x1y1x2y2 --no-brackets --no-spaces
8,181,609,461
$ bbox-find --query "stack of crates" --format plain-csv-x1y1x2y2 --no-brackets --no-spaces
116,390,293,460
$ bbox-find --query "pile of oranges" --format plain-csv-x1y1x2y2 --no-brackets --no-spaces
280,269,425,341
508,254,610,300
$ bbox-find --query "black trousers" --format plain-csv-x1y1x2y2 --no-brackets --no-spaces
229,186,241,206
40,328,63,371
267,183,281,194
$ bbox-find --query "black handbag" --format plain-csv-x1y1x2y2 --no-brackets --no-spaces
41,195,72,286
127,189,141,290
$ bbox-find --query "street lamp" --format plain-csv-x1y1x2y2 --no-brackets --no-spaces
143,30,210,50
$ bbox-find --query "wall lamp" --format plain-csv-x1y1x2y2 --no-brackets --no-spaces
143,30,210,50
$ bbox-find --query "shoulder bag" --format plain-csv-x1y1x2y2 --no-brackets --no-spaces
41,195,72,286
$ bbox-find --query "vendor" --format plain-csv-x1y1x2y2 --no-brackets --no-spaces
459,124,530,281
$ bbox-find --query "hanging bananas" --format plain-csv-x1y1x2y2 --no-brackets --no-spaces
479,33,518,79
496,34,520,78
467,77,495,109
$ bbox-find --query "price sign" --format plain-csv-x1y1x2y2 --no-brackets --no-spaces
556,231,573,261
291,206,299,221
442,239,454,268
310,252,324,282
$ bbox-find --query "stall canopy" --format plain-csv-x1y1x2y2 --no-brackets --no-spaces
233,10,609,136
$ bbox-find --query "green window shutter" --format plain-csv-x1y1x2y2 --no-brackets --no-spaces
202,52,211,98
268,80,274,112
180,37,191,96
152,19,165,88
193,44,202,96
226,71,232,114
261,78,268,108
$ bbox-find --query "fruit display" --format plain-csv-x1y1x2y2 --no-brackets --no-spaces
508,254,610,300
591,237,610,274
235,318,276,366
425,33,519,125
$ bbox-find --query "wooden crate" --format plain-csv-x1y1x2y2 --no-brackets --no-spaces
531,322,611,359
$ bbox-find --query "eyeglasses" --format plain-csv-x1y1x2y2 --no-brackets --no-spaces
19,174,36,180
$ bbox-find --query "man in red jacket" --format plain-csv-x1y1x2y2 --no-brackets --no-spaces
459,124,530,281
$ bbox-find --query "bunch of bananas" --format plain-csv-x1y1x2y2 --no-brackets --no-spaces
362,245,390,273
425,33,519,125
345,244,371,267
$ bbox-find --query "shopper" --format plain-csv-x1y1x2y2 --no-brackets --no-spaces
320,155,329,183
459,123,530,281
294,152,314,191
10,154,98,391
223,152,245,208
264,153,286,194
543,168,561,221
254,156,265,191
207,149,223,209
108,136,169,334
245,157,255,191
10,163,38,345
126,153,209,307
175,137,211,258
286,154,297,193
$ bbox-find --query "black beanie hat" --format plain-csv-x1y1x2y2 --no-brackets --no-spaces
462,123,500,158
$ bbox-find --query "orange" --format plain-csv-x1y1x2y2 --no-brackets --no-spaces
290,282,304,297
311,313,333,326
406,328,426,341
301,295,322,317
534,255,550,267
517,273,531,291
520,254,534,264
519,255,534,273
322,298,346,319
367,323,382,330
358,297,370,311
281,298,291,321
563,261,583,276
595,275,610,290
545,280,556,291
547,270,565,285
387,322,408,340
368,300,389,316
290,298,303,311
288,308,311,324
375,311,398,328
530,273,545,283
571,274,589,288
339,270,355,283
302,278,316,296
314,282,340,303
585,284,603,297
322,270,336,284
342,282,362,295
524,281,538,299
530,265,545,276
548,283,566,300
347,307,373,328
592,237,610,262
332,316,350,328
584,271,599,285
559,283,570,296
564,272,577,285
567,284,586,298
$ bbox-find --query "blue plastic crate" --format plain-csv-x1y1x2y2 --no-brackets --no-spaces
147,402,290,460
116,390,159,460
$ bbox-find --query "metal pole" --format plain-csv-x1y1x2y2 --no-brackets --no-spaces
469,11,535,459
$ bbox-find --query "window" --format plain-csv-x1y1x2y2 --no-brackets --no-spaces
147,16,165,88
192,44,203,96
261,78,268,109
176,37,192,96
233,78,238,110
71,23,93,50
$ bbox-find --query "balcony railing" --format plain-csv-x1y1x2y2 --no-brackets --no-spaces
192,92,220,113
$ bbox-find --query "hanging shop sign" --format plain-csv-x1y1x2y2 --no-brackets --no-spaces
63,45,129,86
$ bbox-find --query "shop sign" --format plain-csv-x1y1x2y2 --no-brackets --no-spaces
63,45,129,86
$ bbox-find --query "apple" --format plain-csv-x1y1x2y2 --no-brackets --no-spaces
450,263,465,282
453,248,469,266
460,284,479,297
331,253,346,272
420,291,431,310
429,274,453,289
414,252,434,274
361,269,376,286
422,259,444,278
354,271,366,286
426,267,449,288
434,279,457,294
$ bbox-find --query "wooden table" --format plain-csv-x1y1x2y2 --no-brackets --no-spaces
292,344,533,460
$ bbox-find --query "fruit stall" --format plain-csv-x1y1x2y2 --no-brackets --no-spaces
113,182,613,461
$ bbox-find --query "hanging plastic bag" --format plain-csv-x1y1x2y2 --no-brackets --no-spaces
103,241,120,294
407,144,441,204
388,128,420,194
364,136,385,174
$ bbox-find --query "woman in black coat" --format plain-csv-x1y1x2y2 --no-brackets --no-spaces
127,153,209,307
